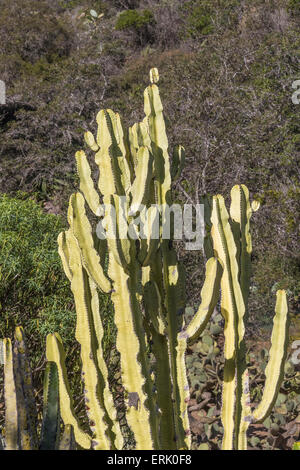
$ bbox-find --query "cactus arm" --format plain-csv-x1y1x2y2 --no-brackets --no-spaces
144,83,171,208
88,275,124,450
146,92,191,446
142,274,176,449
39,362,60,450
95,109,122,197
65,230,116,449
143,280,166,335
176,258,222,449
84,130,99,152
46,333,92,450
129,146,153,215
175,334,191,449
229,186,255,450
237,369,252,450
57,231,73,282
128,124,139,167
211,195,246,450
75,150,101,215
185,257,222,345
149,326,177,449
200,194,214,260
252,290,289,422
115,112,132,193
144,75,190,449
137,121,152,149
95,109,130,197
108,255,155,449
229,185,253,315
171,145,185,182
101,195,130,269
163,251,190,449
3,338,18,450
138,205,160,267
68,192,112,293
128,122,152,169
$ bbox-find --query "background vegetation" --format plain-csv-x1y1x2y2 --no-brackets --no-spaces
0,0,299,448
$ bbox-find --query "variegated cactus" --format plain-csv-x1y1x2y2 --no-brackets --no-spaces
1,326,75,450
46,68,223,450
47,69,289,450
209,186,289,450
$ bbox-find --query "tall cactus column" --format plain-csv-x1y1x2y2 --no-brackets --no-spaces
144,71,189,449
48,68,223,450
210,185,289,450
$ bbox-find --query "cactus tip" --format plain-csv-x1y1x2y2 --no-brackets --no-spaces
150,68,159,84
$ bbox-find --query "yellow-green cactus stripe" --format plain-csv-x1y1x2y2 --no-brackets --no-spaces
175,335,191,449
95,110,117,197
65,231,113,449
185,257,222,345
108,255,154,449
88,275,124,450
163,250,189,450
100,195,131,271
138,205,160,266
115,112,131,192
229,184,252,311
252,290,289,422
211,195,245,450
68,192,112,293
129,146,153,215
144,84,171,208
95,109,129,197
237,369,252,450
229,185,251,449
75,150,101,215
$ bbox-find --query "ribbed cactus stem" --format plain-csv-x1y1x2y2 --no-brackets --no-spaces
210,185,289,450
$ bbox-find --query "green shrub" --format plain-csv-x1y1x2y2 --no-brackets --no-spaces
186,5,214,37
0,193,75,346
0,192,116,358
288,0,300,14
115,9,154,31
0,193,117,431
